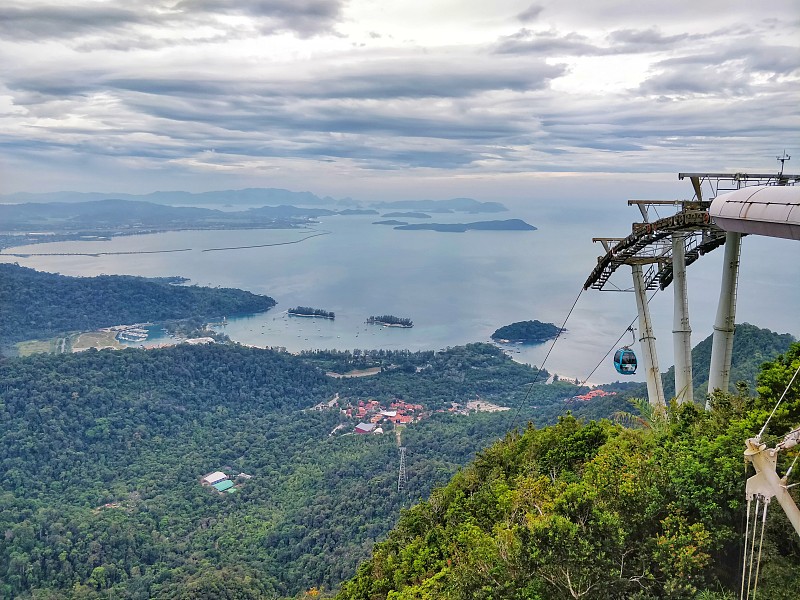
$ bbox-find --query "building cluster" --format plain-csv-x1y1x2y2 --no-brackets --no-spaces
569,389,617,402
346,399,425,434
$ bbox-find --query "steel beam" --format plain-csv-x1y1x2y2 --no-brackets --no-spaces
632,264,666,407
672,233,693,403
707,232,742,403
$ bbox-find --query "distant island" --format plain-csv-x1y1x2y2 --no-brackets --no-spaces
394,219,536,233
375,198,507,214
367,315,413,328
382,211,431,218
288,306,335,319
336,209,379,216
372,220,408,226
491,320,561,344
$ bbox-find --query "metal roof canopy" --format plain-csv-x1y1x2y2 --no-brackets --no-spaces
710,185,800,241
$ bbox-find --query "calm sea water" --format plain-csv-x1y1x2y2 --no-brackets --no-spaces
2,197,798,383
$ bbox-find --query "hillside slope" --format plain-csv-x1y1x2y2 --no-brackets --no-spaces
338,344,800,600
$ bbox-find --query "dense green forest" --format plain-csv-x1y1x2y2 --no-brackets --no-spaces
0,264,275,347
491,320,561,343
338,344,800,600
0,342,596,599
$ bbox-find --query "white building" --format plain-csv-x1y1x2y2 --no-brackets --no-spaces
203,471,227,485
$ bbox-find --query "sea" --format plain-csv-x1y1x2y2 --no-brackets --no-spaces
2,197,798,384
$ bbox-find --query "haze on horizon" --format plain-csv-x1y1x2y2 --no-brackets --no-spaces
0,0,798,202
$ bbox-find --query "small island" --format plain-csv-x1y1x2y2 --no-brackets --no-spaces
381,212,431,219
336,209,379,215
288,306,335,319
367,315,413,328
372,220,409,226
394,219,536,233
491,320,561,344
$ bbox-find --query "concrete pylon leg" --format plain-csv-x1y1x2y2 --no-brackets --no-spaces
672,233,693,404
707,232,742,406
632,264,665,407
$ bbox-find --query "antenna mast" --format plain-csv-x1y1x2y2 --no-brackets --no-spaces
777,150,791,178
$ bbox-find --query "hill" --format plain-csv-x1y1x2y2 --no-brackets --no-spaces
662,322,796,398
0,263,275,346
337,344,800,600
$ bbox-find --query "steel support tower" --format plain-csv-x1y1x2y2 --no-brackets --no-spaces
672,232,693,404
707,232,741,403
584,170,797,407
632,263,666,406
397,446,407,492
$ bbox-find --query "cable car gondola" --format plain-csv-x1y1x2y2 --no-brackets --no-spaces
613,327,638,375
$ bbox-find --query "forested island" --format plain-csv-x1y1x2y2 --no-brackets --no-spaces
0,263,275,347
367,315,413,327
288,306,335,319
372,220,408,226
394,218,536,233
491,319,562,343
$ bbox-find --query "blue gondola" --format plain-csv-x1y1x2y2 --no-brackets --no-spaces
614,347,637,374
613,327,638,375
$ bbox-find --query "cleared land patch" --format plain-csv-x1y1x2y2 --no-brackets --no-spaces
72,330,123,351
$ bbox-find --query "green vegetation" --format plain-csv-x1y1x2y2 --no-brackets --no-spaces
289,307,335,319
0,327,796,598
338,344,800,600
367,315,413,328
492,320,561,344
0,264,275,348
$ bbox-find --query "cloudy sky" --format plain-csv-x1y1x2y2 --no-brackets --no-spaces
1,0,798,200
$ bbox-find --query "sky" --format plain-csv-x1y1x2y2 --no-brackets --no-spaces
1,0,799,201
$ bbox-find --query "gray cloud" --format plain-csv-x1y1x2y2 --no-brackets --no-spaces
606,28,698,51
494,28,600,55
0,0,344,44
7,55,565,102
517,4,544,23
0,3,797,191
0,4,153,39
175,0,344,37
